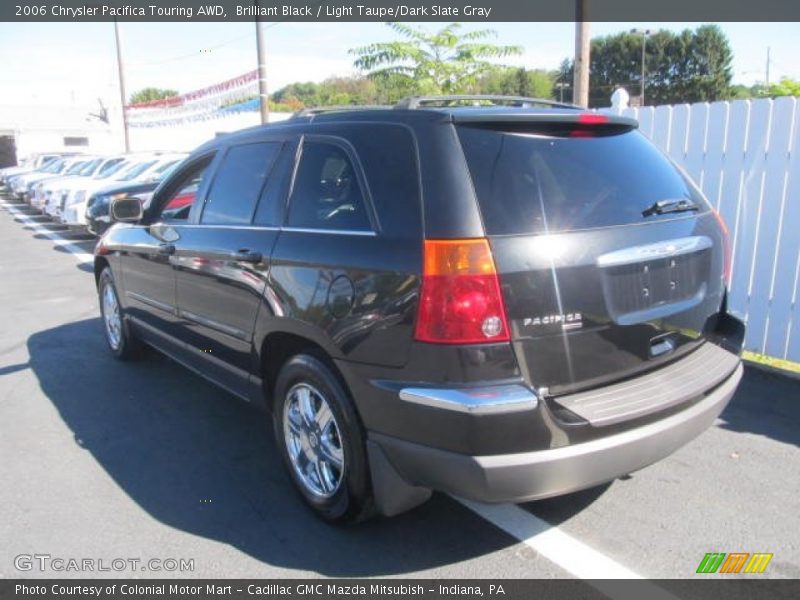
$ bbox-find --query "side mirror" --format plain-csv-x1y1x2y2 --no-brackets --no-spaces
110,196,143,223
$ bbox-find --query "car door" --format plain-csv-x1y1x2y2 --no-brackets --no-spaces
117,154,215,343
267,130,421,369
172,138,291,397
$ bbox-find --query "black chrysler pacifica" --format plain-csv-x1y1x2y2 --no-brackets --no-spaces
94,96,745,522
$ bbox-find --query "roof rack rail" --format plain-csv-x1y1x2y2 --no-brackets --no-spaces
394,95,580,110
291,105,392,118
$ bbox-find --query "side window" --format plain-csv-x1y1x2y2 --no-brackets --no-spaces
158,161,210,222
287,141,371,231
201,142,280,225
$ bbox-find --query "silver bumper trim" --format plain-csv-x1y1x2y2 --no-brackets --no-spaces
399,384,538,414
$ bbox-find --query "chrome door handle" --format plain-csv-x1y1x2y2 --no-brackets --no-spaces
232,249,262,264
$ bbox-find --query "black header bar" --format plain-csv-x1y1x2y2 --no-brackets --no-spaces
5,0,800,22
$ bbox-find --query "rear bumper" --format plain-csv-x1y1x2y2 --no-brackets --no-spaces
370,363,742,504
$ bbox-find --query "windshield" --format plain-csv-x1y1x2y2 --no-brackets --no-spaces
40,159,64,174
458,127,709,235
119,160,157,181
95,160,128,179
78,158,102,176
96,158,123,177
63,161,87,176
147,160,182,181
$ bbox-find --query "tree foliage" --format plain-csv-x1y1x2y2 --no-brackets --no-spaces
561,25,734,107
349,22,523,100
478,68,555,99
271,76,379,108
269,67,559,110
731,78,800,99
128,87,178,105
762,78,800,97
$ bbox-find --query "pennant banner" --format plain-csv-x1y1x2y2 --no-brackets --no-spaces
127,69,261,128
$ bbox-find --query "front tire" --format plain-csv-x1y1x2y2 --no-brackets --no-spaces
98,267,142,360
273,354,374,523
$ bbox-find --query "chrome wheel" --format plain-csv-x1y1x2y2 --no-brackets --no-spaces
283,382,345,498
102,283,122,351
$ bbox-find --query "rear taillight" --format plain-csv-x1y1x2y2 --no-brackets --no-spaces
414,239,510,344
713,209,732,286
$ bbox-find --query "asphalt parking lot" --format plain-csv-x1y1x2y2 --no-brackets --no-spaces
0,195,798,581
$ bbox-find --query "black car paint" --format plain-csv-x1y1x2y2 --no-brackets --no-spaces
86,180,159,236
96,107,737,460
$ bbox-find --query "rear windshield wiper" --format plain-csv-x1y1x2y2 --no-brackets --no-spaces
642,199,700,217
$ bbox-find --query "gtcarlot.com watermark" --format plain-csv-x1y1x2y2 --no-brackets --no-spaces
14,553,195,573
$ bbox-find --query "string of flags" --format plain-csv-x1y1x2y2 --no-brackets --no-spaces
127,70,260,128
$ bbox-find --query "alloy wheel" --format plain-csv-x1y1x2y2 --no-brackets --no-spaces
282,382,345,498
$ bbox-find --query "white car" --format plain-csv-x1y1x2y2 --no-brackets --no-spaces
0,153,66,186
38,156,126,215
61,154,187,228
10,156,86,201
32,157,100,211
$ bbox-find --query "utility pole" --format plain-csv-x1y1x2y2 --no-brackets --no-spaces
573,0,590,108
254,1,269,124
766,46,771,88
631,28,652,106
113,18,130,153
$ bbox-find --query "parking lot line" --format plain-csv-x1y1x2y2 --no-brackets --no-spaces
0,200,94,264
456,498,643,578
457,499,683,597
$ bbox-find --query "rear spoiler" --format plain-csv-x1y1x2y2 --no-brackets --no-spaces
451,111,639,129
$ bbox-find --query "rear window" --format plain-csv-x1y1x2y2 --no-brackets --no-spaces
457,126,708,235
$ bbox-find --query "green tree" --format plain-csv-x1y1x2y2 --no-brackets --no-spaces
667,25,733,103
271,76,379,108
477,67,555,99
766,77,800,97
128,87,178,105
350,22,522,100
559,25,733,107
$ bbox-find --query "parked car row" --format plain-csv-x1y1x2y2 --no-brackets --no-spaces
0,151,187,234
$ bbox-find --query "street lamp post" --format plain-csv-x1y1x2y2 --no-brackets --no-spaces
555,80,570,103
631,28,652,106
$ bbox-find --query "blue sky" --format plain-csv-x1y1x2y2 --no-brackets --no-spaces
0,21,796,107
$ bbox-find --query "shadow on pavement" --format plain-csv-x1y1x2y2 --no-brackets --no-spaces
518,483,613,525
26,318,532,576
718,365,800,447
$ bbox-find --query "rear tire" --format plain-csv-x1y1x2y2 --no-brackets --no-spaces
273,354,375,523
98,267,143,360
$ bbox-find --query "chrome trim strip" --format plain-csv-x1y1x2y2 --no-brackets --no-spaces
596,236,712,268
168,223,280,231
280,226,377,237
149,223,375,236
125,291,175,315
399,384,538,414
178,309,250,341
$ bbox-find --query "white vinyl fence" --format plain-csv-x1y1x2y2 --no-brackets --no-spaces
614,97,799,362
